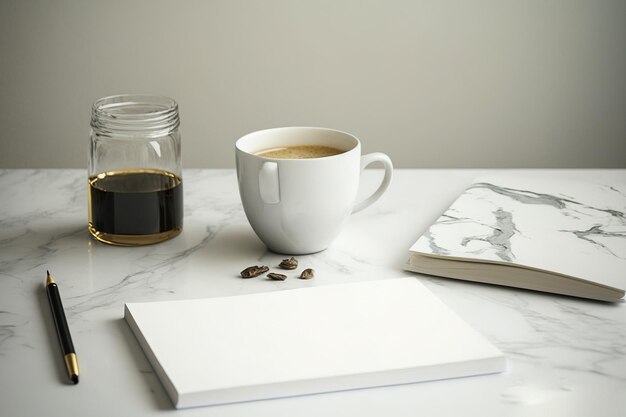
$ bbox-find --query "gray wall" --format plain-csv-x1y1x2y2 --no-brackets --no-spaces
1,0,625,169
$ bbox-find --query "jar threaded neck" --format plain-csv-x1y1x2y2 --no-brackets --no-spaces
91,94,180,138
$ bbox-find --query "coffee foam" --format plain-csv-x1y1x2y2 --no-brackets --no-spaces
256,145,344,159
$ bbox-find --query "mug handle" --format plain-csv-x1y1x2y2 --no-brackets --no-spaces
352,152,393,213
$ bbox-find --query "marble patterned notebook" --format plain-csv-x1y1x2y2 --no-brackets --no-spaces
406,175,625,302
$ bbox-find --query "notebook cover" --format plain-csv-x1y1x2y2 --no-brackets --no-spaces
408,176,625,298
124,278,505,408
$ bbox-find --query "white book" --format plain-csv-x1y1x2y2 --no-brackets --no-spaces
406,175,626,302
124,278,505,408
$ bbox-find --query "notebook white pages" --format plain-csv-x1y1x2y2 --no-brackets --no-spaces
124,278,505,408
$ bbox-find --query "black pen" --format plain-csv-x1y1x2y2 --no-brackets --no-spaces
46,270,80,384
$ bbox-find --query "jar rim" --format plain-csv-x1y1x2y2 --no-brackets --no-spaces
91,94,180,138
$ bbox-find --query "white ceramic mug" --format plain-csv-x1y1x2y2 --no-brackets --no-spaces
236,127,393,254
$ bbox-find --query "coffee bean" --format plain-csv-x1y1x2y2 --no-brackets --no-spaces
267,272,287,281
278,257,298,270
240,265,269,278
299,268,315,279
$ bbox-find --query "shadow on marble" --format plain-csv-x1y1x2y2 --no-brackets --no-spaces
190,223,269,267
415,273,624,308
115,318,172,410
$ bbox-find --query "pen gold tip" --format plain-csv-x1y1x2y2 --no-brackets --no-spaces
64,353,80,384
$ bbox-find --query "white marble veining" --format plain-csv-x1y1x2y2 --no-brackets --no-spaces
410,175,626,295
1,169,625,417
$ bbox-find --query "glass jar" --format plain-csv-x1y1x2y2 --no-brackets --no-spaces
88,94,183,246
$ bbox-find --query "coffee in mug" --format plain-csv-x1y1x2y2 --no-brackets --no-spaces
255,145,344,159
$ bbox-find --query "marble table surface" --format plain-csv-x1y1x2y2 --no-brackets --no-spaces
0,169,624,417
